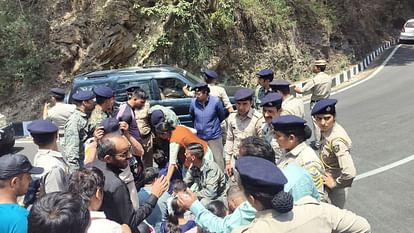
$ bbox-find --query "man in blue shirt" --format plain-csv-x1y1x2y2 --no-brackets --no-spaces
189,83,226,171
0,153,43,233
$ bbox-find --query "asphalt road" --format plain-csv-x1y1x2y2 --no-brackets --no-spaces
13,44,414,231
306,44,414,232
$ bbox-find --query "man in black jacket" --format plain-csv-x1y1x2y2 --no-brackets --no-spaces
92,133,168,233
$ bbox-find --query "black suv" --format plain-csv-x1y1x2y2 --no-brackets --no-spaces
0,113,15,154
67,65,236,126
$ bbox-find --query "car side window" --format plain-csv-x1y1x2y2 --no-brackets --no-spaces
115,80,152,102
156,78,186,99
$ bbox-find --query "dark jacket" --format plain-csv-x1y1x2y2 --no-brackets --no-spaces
91,160,158,233
189,95,226,140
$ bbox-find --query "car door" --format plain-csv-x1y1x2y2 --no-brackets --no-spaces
151,74,194,127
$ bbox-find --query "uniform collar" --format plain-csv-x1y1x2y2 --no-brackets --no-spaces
294,196,320,206
37,149,64,158
75,108,87,117
255,209,282,218
287,141,308,157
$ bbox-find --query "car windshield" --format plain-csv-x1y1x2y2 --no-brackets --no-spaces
180,70,204,84
405,22,414,28
68,82,110,103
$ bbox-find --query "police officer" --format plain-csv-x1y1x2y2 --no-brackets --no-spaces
294,59,332,109
232,156,371,233
294,59,332,144
88,86,115,133
311,99,356,208
27,120,69,194
270,80,305,118
44,88,76,137
224,88,264,177
272,115,326,200
260,92,283,162
64,90,95,172
255,69,274,108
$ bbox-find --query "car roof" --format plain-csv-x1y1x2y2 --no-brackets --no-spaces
73,65,186,81
406,19,414,23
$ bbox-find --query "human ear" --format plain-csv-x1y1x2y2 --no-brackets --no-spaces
103,155,113,163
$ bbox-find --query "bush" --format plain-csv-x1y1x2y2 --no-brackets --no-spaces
0,2,52,96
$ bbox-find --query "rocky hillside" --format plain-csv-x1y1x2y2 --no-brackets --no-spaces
1,0,413,120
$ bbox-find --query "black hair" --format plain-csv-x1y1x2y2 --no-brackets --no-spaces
204,76,215,84
28,192,90,233
238,136,276,164
143,167,159,184
154,122,175,136
206,200,227,218
128,87,148,100
32,132,57,147
186,143,204,160
258,74,274,81
164,197,185,233
52,94,64,102
96,134,118,160
153,149,167,167
272,86,290,95
172,179,187,193
243,187,293,214
317,65,326,72
276,125,312,143
96,96,109,105
68,168,105,205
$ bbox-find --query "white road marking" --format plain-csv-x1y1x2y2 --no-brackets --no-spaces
15,140,33,144
355,154,414,181
331,44,401,96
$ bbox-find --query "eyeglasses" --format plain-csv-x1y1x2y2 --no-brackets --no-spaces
115,145,132,158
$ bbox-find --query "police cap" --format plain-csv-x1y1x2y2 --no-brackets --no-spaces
256,69,274,81
272,115,306,131
101,117,121,133
150,110,165,127
27,120,58,134
93,86,114,98
203,69,218,79
314,59,327,66
234,88,254,101
311,99,337,116
50,88,66,97
192,83,210,92
72,91,95,102
235,156,287,193
260,92,283,107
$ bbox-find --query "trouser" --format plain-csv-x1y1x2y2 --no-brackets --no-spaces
140,133,153,168
207,136,225,171
328,187,348,208
310,100,321,142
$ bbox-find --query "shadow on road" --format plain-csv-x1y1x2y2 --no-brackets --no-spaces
386,43,414,67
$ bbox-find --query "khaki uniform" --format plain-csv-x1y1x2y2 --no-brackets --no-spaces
46,102,76,135
225,109,264,166
319,122,356,208
254,86,272,108
135,101,153,168
261,122,282,162
301,72,332,102
209,85,233,109
63,109,89,172
233,196,371,233
277,142,326,200
281,95,305,119
33,149,69,194
88,105,110,133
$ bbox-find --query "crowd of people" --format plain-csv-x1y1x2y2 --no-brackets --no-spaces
0,60,371,233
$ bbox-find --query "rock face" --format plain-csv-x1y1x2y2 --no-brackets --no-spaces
1,0,413,120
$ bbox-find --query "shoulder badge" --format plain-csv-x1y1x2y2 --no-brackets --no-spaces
333,144,340,153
